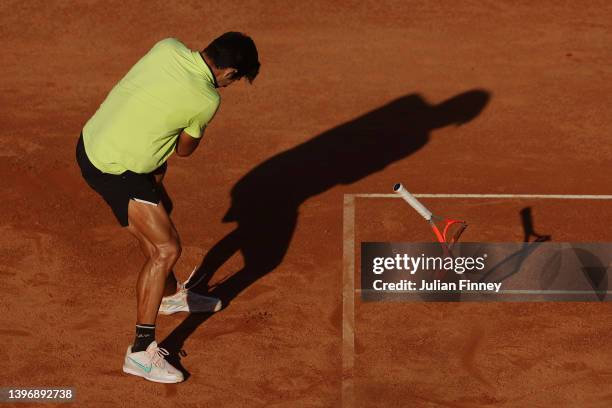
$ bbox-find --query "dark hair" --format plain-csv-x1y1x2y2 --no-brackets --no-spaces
204,32,260,83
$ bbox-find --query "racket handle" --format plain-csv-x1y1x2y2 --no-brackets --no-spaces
393,183,433,220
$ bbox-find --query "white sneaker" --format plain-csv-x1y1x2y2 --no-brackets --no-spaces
122,341,184,383
159,288,222,315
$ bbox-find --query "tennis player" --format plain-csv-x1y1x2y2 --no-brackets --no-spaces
75,33,260,383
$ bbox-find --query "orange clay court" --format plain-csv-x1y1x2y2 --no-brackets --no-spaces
1,1,612,407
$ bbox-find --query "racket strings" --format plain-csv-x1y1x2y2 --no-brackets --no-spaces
444,220,467,245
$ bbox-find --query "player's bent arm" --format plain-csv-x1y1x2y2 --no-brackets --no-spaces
175,129,202,157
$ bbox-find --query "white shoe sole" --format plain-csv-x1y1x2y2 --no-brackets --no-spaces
158,292,222,315
122,365,183,383
158,303,222,315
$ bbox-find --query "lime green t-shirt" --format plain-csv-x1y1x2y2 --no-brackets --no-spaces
83,38,220,174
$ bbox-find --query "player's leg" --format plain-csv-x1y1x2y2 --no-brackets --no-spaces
129,161,177,298
122,199,184,383
127,199,181,325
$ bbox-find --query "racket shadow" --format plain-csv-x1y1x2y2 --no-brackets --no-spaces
478,206,551,284
573,248,609,301
160,89,491,374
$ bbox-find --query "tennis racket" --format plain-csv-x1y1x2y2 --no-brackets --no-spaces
393,183,467,254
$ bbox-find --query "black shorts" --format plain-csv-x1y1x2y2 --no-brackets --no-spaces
75,133,164,227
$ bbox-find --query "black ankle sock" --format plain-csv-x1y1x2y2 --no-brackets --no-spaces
133,324,156,352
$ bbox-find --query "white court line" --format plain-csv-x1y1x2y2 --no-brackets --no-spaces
341,192,612,407
341,195,355,408
352,193,612,199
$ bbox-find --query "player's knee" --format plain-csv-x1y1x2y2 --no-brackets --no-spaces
142,241,156,259
152,239,181,268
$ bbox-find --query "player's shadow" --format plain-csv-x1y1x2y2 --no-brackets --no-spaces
160,89,491,377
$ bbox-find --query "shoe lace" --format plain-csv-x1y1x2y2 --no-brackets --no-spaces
177,281,187,292
147,346,170,368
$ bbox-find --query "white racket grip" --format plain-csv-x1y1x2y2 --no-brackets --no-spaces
393,183,433,221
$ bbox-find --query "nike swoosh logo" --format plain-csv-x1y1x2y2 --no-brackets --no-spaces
128,357,152,373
